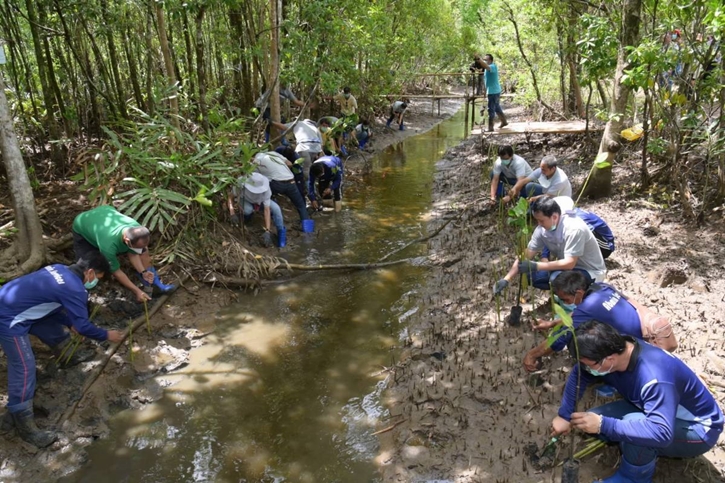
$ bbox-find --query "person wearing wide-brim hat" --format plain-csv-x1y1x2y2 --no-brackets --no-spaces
227,172,286,247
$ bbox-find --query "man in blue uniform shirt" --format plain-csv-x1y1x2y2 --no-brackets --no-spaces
552,321,723,483
523,270,678,372
0,254,124,447
309,155,344,212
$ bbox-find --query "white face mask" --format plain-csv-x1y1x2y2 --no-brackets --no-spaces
126,242,144,254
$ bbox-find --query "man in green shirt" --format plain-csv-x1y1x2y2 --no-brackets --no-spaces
72,205,174,302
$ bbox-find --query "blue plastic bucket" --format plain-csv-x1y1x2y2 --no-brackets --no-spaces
301,219,315,233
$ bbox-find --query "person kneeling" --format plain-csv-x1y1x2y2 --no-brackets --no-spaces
228,172,286,247
552,321,722,483
0,254,124,447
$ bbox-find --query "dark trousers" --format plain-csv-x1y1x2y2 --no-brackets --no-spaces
529,267,593,291
490,172,518,198
319,178,343,201
270,179,309,221
1,313,70,412
487,93,504,120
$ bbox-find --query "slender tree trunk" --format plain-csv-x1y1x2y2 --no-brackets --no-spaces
145,5,155,115
581,0,642,199
195,6,210,131
24,0,63,164
596,80,609,110
557,24,568,115
100,0,127,118
501,0,558,117
0,71,46,278
155,2,180,127
269,0,281,137
124,23,144,110
181,9,197,107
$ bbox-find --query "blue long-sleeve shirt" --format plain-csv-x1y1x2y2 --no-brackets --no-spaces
559,339,723,448
308,156,343,201
549,283,642,351
0,264,108,341
575,208,615,252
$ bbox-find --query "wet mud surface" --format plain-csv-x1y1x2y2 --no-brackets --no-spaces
377,128,725,482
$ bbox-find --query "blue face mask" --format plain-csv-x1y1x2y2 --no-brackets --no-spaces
84,275,99,290
553,294,576,312
584,359,613,377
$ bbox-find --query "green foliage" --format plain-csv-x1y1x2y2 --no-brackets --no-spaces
507,197,532,256
76,109,257,242
576,14,618,83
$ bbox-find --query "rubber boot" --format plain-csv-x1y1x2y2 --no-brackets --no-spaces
140,267,176,292
277,227,287,248
498,113,509,128
487,119,494,132
598,457,656,483
1,411,14,434
334,201,342,212
10,408,57,448
399,123,405,131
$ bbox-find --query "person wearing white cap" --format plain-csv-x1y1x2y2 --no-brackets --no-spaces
227,172,285,247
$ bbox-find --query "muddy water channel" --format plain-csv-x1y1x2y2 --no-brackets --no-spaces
66,112,469,483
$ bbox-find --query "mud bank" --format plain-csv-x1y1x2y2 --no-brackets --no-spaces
378,132,725,482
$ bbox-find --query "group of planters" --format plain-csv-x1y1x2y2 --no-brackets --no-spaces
488,144,723,482
0,205,176,447
0,85,395,448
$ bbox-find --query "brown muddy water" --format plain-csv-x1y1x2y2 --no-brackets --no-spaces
63,111,470,483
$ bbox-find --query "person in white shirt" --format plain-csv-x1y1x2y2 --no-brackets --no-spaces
270,118,323,193
489,145,533,201
227,172,285,247
493,197,606,295
253,151,309,222
507,155,572,202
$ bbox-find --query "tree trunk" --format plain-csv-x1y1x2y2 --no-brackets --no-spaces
145,5,155,115
24,0,63,165
557,24,568,115
269,0,281,138
181,9,197,108
155,2,180,128
124,23,144,110
580,0,642,199
0,72,46,278
195,6,210,132
100,0,127,119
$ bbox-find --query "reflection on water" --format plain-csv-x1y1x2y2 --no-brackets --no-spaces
65,110,468,483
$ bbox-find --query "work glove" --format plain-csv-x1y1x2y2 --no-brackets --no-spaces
518,260,539,275
230,214,240,226
262,231,273,248
493,279,509,296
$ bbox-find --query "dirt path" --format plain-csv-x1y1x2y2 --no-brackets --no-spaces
0,94,466,481
377,126,725,482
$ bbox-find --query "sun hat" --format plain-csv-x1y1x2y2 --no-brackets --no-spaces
243,172,269,194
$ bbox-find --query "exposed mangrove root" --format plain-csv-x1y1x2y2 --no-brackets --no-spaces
282,258,415,271
379,216,458,262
